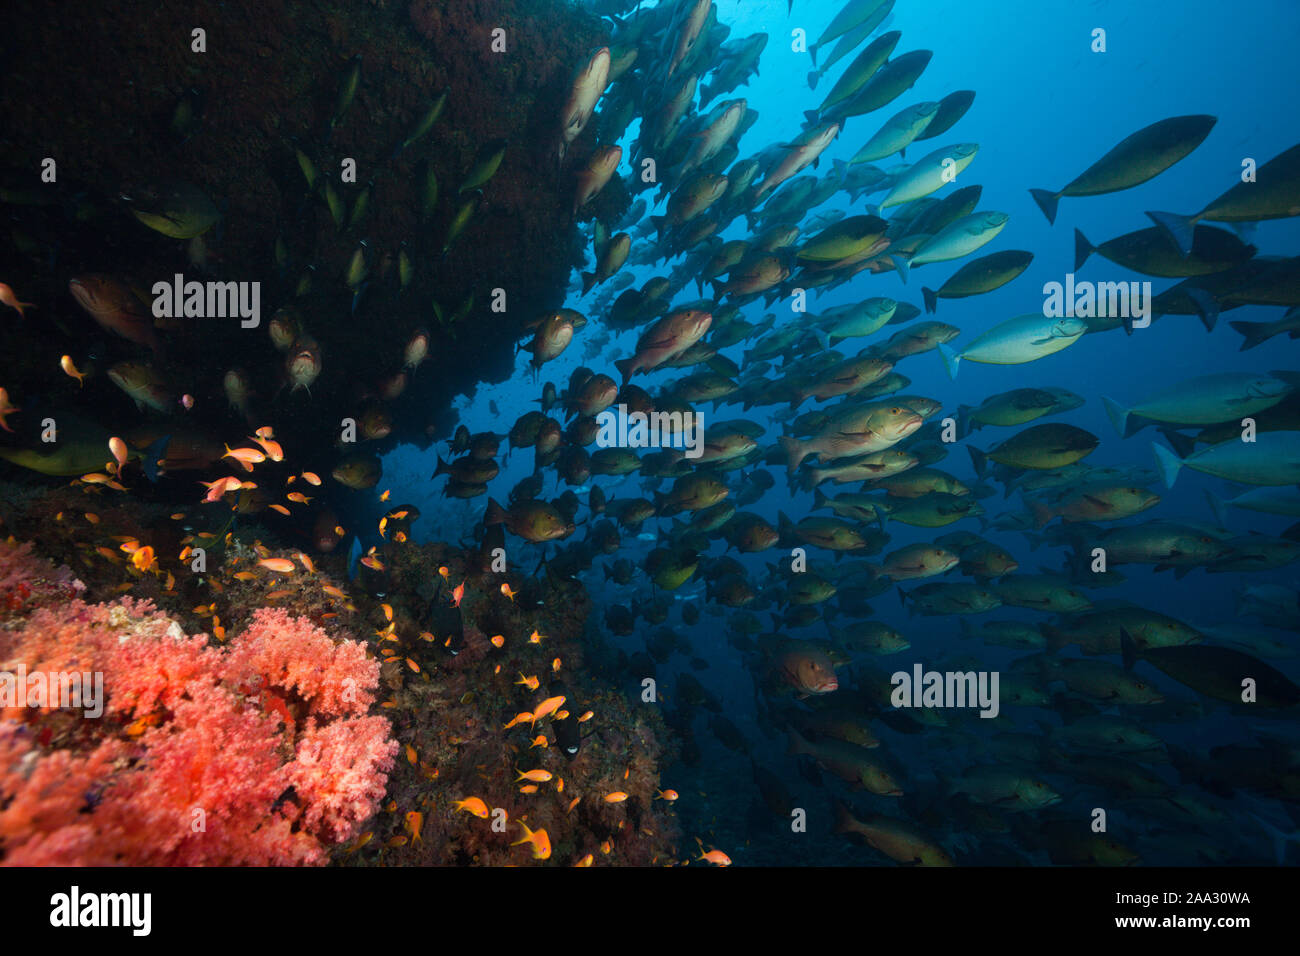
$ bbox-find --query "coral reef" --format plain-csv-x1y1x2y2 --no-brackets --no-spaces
0,540,397,865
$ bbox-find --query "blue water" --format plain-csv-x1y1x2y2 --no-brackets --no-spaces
381,0,1300,865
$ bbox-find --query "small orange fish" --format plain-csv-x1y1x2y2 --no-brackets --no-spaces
251,432,284,462
568,797,581,813
528,629,546,644
296,552,316,573
60,355,87,387
578,711,594,723
233,571,257,581
696,848,731,866
500,582,517,602
268,504,291,516
394,531,408,543
574,854,593,867
404,810,423,844
529,734,548,749
515,673,540,692
378,517,388,538
222,445,266,470
361,555,385,572
511,821,552,860
515,768,553,783
450,582,465,607
322,584,346,599
380,489,391,502
600,840,613,855
552,657,562,673
108,436,128,469
438,566,450,580
405,657,420,673
519,784,539,794
405,745,417,765
655,789,679,802
84,512,100,524
0,283,35,318
604,792,628,803
381,603,394,621
265,589,291,600
286,492,311,504
503,711,534,730
302,471,322,486
531,695,565,727
258,558,295,573
0,388,20,432
490,634,505,648
454,796,490,818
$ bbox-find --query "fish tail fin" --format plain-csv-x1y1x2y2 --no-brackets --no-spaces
1026,496,1053,531
143,435,171,483
1119,627,1139,671
1101,396,1129,437
581,272,596,295
955,404,971,439
967,445,988,478
1145,210,1196,257
1229,319,1272,351
938,343,960,380
778,435,807,472
1028,188,1059,225
1151,442,1182,489
807,69,821,90
892,255,910,284
1249,812,1300,865
922,286,938,314
1072,228,1094,272
1205,488,1228,530
1159,427,1197,460
613,356,635,384
808,42,819,67
484,497,508,527
813,328,831,352
1187,287,1219,332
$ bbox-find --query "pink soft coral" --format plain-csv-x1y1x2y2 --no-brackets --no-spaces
0,563,396,866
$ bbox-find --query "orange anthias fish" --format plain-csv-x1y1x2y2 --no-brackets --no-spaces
512,821,552,860
604,791,629,803
503,711,534,730
257,558,296,573
0,388,19,432
515,767,553,783
0,282,36,318
695,840,731,866
454,797,490,819
222,445,266,472
531,695,565,727
450,581,465,607
500,582,517,602
404,810,423,844
60,355,87,387
515,673,540,691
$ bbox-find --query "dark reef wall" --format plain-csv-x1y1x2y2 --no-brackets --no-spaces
0,0,607,463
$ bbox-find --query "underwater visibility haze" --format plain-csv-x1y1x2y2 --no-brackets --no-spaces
0,0,1299,873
